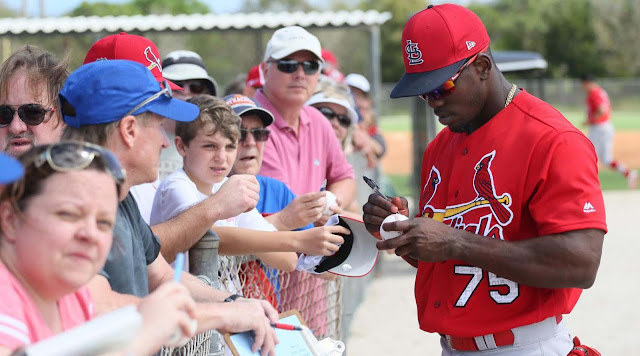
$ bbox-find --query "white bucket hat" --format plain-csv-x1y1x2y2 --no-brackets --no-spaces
161,50,220,96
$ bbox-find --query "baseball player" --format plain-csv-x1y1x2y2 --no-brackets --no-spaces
580,73,637,189
362,4,604,355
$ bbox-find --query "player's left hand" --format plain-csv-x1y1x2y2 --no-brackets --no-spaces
377,216,460,263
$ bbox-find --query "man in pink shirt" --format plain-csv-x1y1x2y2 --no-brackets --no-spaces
255,26,355,209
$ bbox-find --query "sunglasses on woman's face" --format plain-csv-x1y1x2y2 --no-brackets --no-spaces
268,59,321,75
240,128,270,142
318,106,351,128
0,103,56,127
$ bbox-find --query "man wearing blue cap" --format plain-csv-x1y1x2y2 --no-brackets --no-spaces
61,60,278,354
0,153,23,190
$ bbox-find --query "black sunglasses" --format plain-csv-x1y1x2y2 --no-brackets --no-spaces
268,59,320,75
240,128,270,142
0,104,56,128
318,107,351,128
173,80,210,95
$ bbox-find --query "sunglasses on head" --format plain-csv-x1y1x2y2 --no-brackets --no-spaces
174,80,210,95
15,141,126,198
419,46,488,101
123,80,173,118
318,106,351,128
0,104,56,128
240,128,270,142
268,59,321,75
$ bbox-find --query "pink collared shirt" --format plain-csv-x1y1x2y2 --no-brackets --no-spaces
255,90,354,196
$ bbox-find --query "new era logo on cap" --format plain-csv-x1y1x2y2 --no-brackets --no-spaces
466,41,476,50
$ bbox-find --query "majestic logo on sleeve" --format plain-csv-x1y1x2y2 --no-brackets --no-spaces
405,40,424,65
144,46,162,73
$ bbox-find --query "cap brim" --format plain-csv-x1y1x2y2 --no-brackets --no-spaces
314,215,379,277
163,64,220,96
165,79,184,92
0,153,24,184
237,107,274,127
144,96,199,122
390,58,467,99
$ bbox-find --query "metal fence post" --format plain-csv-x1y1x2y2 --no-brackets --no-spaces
189,230,223,356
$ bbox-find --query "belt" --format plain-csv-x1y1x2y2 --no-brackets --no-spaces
444,315,563,352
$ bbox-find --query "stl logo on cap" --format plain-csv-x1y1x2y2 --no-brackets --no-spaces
144,46,162,73
405,40,423,65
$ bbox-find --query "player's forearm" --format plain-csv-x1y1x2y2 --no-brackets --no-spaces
327,178,356,209
450,228,604,289
213,227,297,255
152,199,223,263
180,271,230,303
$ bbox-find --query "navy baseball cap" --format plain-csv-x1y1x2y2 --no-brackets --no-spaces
60,60,199,128
0,152,23,184
223,94,274,127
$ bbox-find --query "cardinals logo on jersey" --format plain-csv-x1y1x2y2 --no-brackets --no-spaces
421,166,444,220
471,151,513,226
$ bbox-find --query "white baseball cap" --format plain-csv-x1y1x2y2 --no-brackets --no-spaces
162,50,220,96
263,26,324,62
313,215,379,277
306,91,358,125
344,73,371,94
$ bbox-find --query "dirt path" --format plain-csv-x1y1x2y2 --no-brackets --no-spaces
382,131,640,175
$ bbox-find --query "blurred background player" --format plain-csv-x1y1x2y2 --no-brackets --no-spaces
580,73,637,189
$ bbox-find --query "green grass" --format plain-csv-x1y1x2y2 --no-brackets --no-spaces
379,109,640,133
387,170,633,197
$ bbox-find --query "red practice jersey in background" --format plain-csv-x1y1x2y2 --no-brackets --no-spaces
414,90,607,337
586,86,610,124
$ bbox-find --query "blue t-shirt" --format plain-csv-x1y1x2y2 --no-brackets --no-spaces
256,175,313,231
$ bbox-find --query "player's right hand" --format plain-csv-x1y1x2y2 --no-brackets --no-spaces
362,194,409,235
217,299,279,356
213,174,260,218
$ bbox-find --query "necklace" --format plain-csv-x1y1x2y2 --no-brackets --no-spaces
504,83,517,107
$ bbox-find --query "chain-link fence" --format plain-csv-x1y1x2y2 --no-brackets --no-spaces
160,231,345,356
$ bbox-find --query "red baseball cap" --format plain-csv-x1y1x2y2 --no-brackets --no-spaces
390,4,490,99
84,32,183,91
246,64,264,89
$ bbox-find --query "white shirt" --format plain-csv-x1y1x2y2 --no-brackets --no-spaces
150,169,276,292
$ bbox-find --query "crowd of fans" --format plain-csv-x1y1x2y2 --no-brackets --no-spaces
0,24,386,355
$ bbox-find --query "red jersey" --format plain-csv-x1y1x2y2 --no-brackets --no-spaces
415,90,607,337
586,85,610,124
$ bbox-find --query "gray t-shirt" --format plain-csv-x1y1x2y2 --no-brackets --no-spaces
100,193,161,297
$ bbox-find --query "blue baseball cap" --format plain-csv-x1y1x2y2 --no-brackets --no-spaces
0,153,23,184
60,60,199,128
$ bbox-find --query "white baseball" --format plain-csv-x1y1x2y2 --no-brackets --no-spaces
167,318,198,347
322,191,338,215
380,213,409,240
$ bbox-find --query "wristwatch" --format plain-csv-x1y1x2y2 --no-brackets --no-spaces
224,294,242,303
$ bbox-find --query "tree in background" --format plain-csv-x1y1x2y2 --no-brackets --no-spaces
592,0,640,77
70,0,209,16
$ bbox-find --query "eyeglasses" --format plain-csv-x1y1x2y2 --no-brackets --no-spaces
173,80,209,95
268,59,321,75
123,80,172,118
240,128,270,142
318,106,351,128
418,46,487,101
32,141,126,195
0,104,56,128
